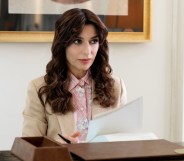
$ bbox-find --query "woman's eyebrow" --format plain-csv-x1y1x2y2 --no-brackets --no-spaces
76,35,99,40
90,35,99,39
75,36,82,39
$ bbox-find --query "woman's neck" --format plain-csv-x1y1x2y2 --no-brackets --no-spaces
70,70,88,79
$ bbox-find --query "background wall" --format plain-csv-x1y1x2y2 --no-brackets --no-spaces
0,0,178,149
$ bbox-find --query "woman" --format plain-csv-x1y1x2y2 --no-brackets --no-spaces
22,8,127,143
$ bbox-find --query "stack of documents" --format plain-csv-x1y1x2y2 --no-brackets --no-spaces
86,97,158,142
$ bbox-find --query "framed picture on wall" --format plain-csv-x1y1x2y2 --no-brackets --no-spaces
0,0,151,42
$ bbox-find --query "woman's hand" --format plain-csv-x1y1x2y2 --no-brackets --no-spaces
65,131,81,143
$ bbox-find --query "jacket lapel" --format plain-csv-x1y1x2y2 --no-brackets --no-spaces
56,112,75,135
91,80,113,119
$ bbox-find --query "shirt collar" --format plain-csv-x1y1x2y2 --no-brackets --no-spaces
68,71,91,91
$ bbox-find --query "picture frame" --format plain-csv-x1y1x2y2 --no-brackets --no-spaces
0,0,151,42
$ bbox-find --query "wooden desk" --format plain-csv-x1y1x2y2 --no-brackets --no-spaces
0,151,81,161
2,140,184,161
0,151,19,161
1,151,184,161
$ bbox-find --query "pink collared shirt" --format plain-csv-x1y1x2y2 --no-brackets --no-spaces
69,72,92,142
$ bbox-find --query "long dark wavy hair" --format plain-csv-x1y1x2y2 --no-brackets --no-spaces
38,8,116,114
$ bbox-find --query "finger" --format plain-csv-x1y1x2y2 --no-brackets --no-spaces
71,131,81,138
67,136,78,143
63,131,81,143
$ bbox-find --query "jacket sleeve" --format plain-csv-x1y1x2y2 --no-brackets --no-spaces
22,80,47,136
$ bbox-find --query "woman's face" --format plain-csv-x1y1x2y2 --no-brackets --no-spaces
66,24,99,79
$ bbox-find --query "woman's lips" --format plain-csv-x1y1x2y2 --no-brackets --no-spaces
79,59,91,64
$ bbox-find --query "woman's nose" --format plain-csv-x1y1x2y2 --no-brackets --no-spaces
83,43,91,56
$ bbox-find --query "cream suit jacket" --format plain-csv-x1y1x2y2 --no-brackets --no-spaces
22,76,127,143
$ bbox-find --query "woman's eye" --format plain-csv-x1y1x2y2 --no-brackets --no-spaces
91,38,99,44
73,39,82,44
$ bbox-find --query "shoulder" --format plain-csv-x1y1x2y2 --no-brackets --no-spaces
111,75,122,93
112,75,125,88
112,75,127,105
28,76,46,92
112,75,121,83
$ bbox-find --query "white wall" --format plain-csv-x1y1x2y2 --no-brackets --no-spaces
0,43,51,149
0,0,177,150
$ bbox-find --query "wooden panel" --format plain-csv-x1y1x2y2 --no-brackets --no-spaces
104,0,144,31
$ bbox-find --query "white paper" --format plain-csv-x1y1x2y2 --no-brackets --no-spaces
86,97,143,142
90,132,158,142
